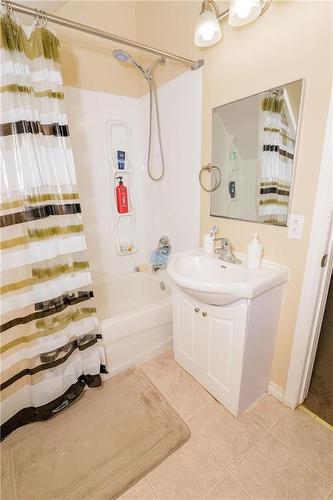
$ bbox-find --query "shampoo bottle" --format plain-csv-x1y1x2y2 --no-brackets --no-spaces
116,177,128,214
247,233,263,269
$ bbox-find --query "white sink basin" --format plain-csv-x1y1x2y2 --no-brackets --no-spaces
167,251,288,305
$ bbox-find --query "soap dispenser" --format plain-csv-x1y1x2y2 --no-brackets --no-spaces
247,233,263,270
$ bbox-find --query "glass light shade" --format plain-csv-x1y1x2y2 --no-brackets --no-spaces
194,10,222,47
229,0,262,27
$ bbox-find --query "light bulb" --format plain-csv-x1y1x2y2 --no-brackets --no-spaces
236,1,252,19
194,9,222,47
201,24,215,41
229,0,262,27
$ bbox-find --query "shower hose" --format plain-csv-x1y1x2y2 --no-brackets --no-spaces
147,78,166,182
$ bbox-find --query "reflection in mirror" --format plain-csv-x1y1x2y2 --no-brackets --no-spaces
210,80,303,226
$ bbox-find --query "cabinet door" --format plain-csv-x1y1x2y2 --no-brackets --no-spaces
173,290,202,377
200,301,248,415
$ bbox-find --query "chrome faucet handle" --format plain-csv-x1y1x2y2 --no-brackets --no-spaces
213,237,230,248
213,237,241,264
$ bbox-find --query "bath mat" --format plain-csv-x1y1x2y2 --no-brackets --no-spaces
1,368,190,500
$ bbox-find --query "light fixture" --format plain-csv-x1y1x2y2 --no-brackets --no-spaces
194,0,222,48
194,0,271,48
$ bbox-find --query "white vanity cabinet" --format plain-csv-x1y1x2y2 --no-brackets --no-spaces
172,286,283,417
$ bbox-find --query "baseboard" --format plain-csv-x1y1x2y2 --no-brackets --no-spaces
267,382,285,404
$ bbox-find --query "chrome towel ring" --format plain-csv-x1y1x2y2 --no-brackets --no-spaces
199,164,222,192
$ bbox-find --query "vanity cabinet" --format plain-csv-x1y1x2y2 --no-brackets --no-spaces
172,287,283,416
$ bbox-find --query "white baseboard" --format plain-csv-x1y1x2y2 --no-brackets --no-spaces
267,382,285,404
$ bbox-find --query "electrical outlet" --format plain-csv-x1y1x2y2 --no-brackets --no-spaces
288,214,305,239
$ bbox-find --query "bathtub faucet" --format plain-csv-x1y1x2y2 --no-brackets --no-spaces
152,262,167,272
151,235,171,272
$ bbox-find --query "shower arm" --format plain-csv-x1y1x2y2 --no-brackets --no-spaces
8,1,204,71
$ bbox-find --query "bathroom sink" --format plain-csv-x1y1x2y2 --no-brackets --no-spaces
167,251,288,305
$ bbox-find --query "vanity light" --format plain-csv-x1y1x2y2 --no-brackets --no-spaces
194,0,222,48
194,0,271,48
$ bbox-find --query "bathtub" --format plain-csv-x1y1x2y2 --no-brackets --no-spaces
93,270,173,377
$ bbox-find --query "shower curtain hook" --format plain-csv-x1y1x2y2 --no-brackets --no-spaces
34,8,40,27
3,0,13,14
43,10,48,27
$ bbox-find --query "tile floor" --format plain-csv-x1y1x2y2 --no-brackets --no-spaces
120,351,333,500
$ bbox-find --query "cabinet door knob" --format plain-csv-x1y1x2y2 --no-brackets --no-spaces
194,307,200,313
202,312,208,317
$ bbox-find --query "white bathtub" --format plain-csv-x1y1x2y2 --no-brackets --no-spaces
93,270,173,377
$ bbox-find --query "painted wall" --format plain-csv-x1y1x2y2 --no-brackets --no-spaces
55,1,141,97
134,0,333,388
54,0,194,97
55,0,332,388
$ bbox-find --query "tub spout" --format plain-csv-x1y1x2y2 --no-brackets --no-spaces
152,263,167,273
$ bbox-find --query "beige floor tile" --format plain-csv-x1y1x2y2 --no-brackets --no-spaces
189,400,265,471
270,408,333,482
246,393,287,429
326,487,333,500
118,478,157,499
141,351,179,385
147,431,226,500
143,354,213,420
204,474,250,500
233,433,332,500
1,447,12,500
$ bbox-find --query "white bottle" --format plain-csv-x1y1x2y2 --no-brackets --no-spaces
203,234,214,255
247,233,263,269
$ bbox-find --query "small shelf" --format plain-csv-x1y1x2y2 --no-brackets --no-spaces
107,120,137,256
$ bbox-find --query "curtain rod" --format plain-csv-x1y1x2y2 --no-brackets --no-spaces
8,1,204,71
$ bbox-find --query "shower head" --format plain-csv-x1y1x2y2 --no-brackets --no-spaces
113,48,147,77
113,49,131,63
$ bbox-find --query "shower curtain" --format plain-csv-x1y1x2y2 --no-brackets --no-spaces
0,7,106,440
258,92,295,225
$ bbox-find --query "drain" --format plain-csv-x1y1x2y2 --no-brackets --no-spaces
159,281,166,290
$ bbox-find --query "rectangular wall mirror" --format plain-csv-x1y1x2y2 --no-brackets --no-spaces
210,79,303,226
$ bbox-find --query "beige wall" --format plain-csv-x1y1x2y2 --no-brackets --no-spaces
55,0,332,388
55,1,141,96
136,0,333,388
54,0,198,96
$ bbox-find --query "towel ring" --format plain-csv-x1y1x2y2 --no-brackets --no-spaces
199,164,222,192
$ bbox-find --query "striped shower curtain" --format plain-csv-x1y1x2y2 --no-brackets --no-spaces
0,7,106,440
258,92,295,225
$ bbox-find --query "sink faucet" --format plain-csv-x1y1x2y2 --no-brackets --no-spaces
214,238,241,265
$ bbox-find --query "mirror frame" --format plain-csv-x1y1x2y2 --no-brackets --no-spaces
209,78,305,227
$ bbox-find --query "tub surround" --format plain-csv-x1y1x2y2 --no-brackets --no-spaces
65,68,202,282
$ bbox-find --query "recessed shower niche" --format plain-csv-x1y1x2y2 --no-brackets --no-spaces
107,120,137,255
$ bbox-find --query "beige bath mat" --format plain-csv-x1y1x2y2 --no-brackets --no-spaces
1,368,190,499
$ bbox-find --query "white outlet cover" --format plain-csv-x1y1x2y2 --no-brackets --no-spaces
288,214,305,239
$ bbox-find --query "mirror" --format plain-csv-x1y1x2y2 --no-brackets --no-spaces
210,80,303,226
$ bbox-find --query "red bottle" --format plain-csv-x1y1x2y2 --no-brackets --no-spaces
116,177,128,214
